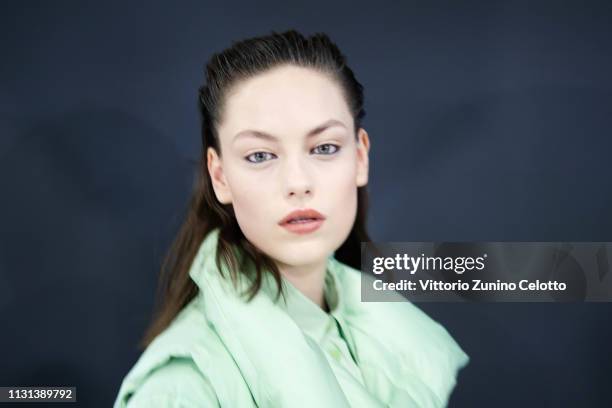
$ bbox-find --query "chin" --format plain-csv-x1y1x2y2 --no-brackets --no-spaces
272,241,332,267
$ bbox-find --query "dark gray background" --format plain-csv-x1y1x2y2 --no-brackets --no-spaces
1,1,611,407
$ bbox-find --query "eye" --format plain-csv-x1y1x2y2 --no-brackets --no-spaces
245,151,276,164
312,143,341,155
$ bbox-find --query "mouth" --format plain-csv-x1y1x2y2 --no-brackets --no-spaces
279,209,326,234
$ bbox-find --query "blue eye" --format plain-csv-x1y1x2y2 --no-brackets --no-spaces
312,144,340,155
245,151,276,163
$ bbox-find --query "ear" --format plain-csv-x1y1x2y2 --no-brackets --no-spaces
355,128,370,187
207,147,233,204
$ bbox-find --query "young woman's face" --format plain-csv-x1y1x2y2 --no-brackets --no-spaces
208,64,369,269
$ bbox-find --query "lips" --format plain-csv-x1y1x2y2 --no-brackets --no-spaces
278,208,326,225
279,209,326,235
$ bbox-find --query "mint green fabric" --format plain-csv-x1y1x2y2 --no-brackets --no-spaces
277,258,373,404
114,228,469,407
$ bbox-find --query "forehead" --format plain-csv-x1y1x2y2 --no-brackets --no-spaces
217,65,353,141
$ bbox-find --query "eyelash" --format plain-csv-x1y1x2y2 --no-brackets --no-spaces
244,143,341,164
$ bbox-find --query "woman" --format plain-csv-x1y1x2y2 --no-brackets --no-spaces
114,30,469,407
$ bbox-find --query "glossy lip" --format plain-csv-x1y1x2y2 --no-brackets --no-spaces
278,208,326,235
278,208,326,225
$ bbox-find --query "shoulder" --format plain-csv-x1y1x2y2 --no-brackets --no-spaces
333,260,469,403
125,357,219,407
114,296,226,407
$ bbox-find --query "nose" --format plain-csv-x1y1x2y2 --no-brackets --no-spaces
281,156,313,201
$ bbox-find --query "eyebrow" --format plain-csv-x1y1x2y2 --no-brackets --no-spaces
232,118,348,144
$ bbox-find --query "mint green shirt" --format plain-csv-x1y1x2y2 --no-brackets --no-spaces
126,264,373,406
115,228,469,407
279,264,377,406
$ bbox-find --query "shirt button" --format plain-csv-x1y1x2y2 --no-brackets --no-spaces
328,345,342,361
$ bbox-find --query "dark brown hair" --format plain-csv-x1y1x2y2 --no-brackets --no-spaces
140,29,371,350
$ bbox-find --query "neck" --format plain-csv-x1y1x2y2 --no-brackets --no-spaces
276,259,328,310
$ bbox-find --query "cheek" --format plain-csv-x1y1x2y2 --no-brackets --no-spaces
320,159,359,224
322,155,357,196
230,182,260,216
224,167,276,237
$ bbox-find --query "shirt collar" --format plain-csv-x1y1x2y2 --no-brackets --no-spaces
271,257,343,343
191,229,346,343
